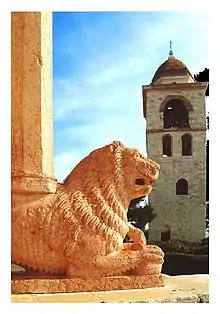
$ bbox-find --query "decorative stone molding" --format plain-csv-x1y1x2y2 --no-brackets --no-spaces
12,172,57,194
143,82,208,91
147,127,206,133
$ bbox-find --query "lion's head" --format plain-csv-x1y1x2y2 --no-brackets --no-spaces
110,141,160,201
64,141,159,206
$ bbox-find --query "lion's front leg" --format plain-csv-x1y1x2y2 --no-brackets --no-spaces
126,223,146,245
66,244,164,278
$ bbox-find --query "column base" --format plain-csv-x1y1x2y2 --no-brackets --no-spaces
12,172,58,207
12,172,58,193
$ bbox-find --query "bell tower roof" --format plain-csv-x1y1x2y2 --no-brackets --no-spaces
151,42,194,84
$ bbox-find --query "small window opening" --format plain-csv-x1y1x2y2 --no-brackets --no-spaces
176,178,188,195
182,134,192,156
162,134,172,156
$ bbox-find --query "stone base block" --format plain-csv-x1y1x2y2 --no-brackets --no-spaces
12,173,58,194
11,275,209,303
11,273,165,294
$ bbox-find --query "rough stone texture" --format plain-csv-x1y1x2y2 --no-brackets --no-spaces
12,141,164,281
11,12,57,207
144,86,206,130
11,274,165,294
142,61,207,242
11,274,209,303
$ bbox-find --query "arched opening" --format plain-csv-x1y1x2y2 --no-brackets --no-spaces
176,178,188,195
163,99,189,129
161,225,171,242
182,134,192,156
162,134,172,156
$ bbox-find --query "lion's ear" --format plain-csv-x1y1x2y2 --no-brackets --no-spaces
110,141,125,152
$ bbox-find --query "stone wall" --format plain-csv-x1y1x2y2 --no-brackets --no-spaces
143,83,207,242
145,86,206,130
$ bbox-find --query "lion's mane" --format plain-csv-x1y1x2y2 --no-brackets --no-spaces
59,141,130,254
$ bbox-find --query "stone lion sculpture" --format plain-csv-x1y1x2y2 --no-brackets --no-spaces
12,141,164,279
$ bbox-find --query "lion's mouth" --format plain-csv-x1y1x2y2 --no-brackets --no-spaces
135,178,155,186
135,178,145,186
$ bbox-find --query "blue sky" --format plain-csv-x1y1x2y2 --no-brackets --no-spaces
52,11,209,182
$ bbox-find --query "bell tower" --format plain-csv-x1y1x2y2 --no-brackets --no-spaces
142,44,207,242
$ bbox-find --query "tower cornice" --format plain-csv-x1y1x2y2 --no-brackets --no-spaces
143,82,208,91
147,127,207,134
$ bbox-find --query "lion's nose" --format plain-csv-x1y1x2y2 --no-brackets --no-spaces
149,169,159,182
152,165,160,174
150,168,157,176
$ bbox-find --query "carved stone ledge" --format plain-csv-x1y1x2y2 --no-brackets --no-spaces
147,127,206,134
12,172,58,194
11,274,165,294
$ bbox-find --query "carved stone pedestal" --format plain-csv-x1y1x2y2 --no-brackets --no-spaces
11,273,165,294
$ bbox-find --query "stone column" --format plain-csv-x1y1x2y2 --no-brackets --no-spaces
11,12,57,206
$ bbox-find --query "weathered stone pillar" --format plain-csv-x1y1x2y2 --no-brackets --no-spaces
11,12,57,206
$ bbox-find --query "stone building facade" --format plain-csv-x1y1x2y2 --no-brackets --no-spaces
142,47,207,242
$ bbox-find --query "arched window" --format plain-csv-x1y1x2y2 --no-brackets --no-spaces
176,178,188,195
162,134,172,156
182,134,192,156
163,99,189,129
